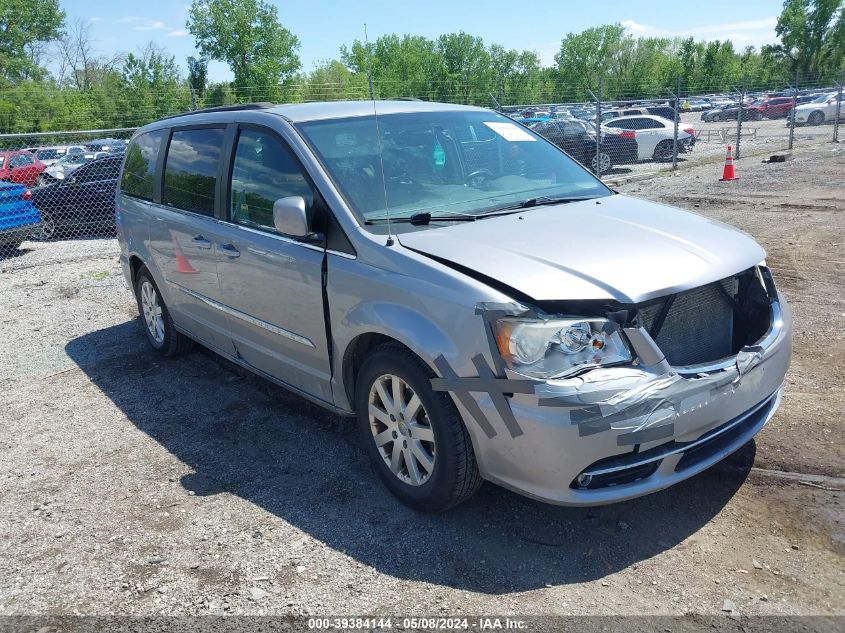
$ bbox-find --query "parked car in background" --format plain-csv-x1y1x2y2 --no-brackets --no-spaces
645,106,680,121
34,145,87,167
31,155,122,240
682,99,712,112
531,119,637,172
0,151,46,187
603,115,695,161
36,152,111,185
701,103,762,122
0,182,42,251
793,93,843,126
602,107,650,121
85,138,127,153
116,100,791,511
747,97,794,119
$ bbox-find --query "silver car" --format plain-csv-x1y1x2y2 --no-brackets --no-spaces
116,101,792,511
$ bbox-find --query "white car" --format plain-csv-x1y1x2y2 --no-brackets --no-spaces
603,115,695,161
793,93,844,126
34,145,87,167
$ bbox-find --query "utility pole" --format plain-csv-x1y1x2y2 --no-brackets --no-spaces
588,77,603,177
732,77,746,159
668,76,681,170
788,67,799,150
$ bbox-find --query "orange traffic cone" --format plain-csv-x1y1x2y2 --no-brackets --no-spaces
719,145,739,181
170,230,198,274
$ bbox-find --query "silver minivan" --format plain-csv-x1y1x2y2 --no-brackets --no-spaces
116,101,792,511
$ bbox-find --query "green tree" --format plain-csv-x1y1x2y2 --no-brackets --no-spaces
187,55,208,98
187,0,301,101
436,32,490,104
774,0,844,77
0,0,65,81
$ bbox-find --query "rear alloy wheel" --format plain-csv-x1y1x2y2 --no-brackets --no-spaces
134,268,193,356
32,213,55,241
356,343,483,512
590,151,612,173
807,111,824,126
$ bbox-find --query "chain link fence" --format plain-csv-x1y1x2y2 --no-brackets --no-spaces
1,74,842,261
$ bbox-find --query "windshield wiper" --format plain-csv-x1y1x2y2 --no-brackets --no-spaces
365,212,479,226
481,195,600,214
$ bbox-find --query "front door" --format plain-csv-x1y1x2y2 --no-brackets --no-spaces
213,126,332,402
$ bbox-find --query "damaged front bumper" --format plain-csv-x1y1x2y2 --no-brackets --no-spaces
452,281,792,506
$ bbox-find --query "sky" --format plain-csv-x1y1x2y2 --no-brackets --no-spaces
61,0,785,81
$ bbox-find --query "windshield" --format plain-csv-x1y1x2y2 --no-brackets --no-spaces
296,110,610,222
811,94,831,103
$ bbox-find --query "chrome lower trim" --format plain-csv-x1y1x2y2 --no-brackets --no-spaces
167,280,315,348
583,389,780,477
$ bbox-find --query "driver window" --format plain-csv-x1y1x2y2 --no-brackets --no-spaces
230,129,314,231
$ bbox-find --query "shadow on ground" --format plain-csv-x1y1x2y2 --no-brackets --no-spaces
66,320,753,593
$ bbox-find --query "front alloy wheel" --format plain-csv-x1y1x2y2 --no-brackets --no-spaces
591,152,612,173
356,343,482,511
368,373,436,486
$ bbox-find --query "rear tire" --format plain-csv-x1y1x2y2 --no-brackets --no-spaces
355,343,483,512
32,212,55,241
134,267,193,356
808,111,824,126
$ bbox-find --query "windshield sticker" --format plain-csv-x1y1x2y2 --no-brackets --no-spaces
482,121,536,142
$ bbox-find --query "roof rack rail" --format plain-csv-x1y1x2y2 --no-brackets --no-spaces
158,102,276,121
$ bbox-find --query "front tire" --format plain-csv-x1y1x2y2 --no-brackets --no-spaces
134,268,193,356
355,343,483,512
653,140,675,162
590,151,613,173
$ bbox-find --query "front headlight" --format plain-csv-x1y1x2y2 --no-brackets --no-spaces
493,317,632,380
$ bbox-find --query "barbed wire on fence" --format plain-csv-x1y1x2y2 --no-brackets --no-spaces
1,73,842,260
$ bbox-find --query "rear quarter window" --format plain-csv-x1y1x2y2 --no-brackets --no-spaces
121,129,166,201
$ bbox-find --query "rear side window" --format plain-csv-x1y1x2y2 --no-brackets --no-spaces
230,129,314,231
121,129,165,201
9,154,34,167
163,128,224,216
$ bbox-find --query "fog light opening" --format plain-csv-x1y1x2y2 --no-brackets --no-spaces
576,473,593,488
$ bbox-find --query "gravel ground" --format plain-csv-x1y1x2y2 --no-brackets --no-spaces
0,144,843,623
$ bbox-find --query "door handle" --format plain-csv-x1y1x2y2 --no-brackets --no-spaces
192,235,212,249
219,243,240,258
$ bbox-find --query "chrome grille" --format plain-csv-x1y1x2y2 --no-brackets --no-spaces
638,279,737,366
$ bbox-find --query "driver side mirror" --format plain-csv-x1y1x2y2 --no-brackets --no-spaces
273,196,310,238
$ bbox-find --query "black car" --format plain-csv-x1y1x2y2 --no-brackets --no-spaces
701,103,761,122
532,119,638,172
646,106,680,121
30,155,122,240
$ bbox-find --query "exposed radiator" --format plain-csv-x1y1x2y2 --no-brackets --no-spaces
638,279,737,366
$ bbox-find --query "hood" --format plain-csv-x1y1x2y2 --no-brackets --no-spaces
397,194,765,304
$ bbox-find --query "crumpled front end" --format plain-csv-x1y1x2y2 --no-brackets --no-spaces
434,266,792,506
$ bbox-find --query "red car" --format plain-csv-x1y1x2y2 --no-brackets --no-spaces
747,97,795,119
0,151,46,187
